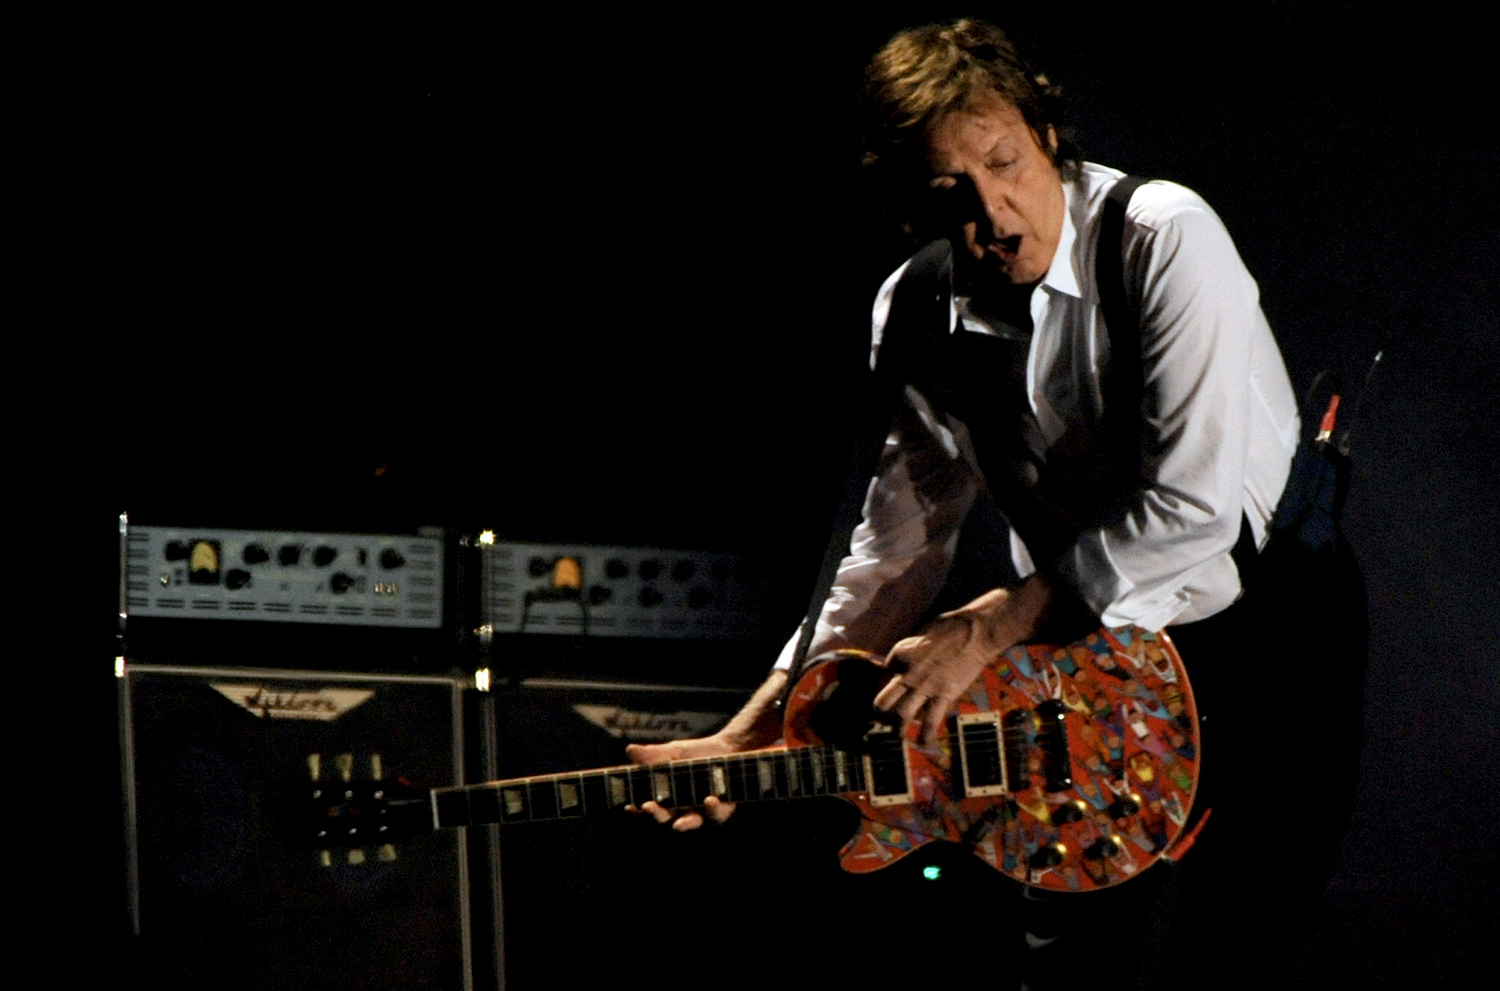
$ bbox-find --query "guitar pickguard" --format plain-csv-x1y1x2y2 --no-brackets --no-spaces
781,627,1200,893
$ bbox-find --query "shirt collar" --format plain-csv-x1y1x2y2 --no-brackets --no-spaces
1040,177,1081,299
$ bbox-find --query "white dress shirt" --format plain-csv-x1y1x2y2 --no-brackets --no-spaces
776,163,1300,670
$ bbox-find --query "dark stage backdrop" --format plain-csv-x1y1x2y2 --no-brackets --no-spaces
82,3,1495,987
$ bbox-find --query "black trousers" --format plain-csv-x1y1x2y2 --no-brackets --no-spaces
1019,534,1368,989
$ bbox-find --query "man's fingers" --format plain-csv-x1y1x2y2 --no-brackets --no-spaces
895,689,927,729
922,699,951,745
703,796,736,824
635,795,734,829
626,742,674,765
634,801,731,830
873,676,905,712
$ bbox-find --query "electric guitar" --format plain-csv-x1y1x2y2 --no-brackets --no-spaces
316,625,1200,893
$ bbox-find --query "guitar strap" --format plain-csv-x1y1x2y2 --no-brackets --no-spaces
781,240,952,695
1099,177,1261,587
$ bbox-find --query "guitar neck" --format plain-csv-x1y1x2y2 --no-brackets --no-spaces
431,738,903,828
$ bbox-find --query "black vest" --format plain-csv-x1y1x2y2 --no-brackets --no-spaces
876,227,1145,568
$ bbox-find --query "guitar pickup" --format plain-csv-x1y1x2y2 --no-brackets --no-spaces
956,712,1008,797
862,724,913,807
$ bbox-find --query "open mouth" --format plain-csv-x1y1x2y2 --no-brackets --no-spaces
990,234,1023,259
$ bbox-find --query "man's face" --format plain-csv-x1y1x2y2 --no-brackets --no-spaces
923,89,1066,288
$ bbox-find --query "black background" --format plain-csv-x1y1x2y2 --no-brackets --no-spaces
73,2,1497,986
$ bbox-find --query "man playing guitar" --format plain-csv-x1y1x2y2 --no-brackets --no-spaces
627,20,1365,989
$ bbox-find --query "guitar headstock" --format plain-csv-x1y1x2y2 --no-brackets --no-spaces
299,751,434,866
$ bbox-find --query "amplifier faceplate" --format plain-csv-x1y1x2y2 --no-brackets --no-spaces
481,541,770,640
124,525,444,628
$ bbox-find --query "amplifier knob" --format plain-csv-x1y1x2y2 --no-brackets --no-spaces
638,559,662,581
605,558,629,579
313,546,338,567
330,573,356,593
225,569,252,591
671,560,697,582
164,540,190,561
279,544,303,566
243,543,270,565
380,548,406,570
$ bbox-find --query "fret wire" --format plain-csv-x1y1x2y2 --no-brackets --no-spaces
702,758,717,801
523,780,541,821
726,755,744,802
579,771,598,815
644,764,665,807
671,760,694,808
760,754,779,799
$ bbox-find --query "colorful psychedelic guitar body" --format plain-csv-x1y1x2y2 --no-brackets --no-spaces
333,626,1200,893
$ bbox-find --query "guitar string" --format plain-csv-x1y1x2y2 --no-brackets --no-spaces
477,734,1136,793
472,752,1189,819
482,747,1163,814
472,729,1048,791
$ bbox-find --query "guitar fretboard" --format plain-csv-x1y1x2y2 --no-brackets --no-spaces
433,735,914,827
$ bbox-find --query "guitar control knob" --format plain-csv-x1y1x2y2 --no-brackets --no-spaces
1108,794,1142,819
1049,799,1087,825
1028,843,1067,869
1085,835,1124,859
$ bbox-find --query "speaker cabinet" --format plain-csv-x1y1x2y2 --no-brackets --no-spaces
121,663,494,990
